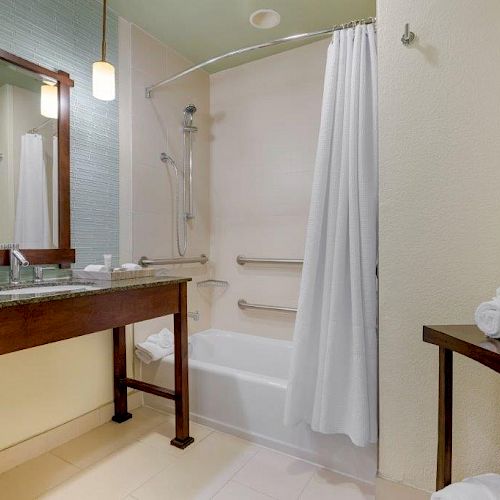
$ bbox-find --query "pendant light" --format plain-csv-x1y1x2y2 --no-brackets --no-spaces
92,0,115,101
40,81,58,119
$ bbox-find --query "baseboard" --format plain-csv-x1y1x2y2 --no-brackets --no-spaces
0,391,143,475
376,476,431,500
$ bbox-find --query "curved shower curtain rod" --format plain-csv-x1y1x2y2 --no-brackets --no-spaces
145,16,376,97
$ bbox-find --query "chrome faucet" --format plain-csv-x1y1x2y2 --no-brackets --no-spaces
7,245,29,285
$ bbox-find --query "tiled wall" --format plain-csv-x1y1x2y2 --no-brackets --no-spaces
120,22,212,344
209,39,329,341
0,0,120,451
0,0,119,267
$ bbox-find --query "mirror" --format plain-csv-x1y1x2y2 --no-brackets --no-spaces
0,48,74,266
0,59,58,248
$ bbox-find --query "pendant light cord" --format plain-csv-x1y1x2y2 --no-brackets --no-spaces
101,0,107,62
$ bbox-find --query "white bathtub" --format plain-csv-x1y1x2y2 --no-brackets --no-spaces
142,328,376,482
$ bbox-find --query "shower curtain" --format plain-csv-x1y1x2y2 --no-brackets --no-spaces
284,23,378,447
14,134,52,248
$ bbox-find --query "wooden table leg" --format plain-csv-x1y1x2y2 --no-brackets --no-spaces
170,282,194,449
112,326,132,423
437,347,452,490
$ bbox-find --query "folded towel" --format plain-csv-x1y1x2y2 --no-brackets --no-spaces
84,264,107,272
480,340,500,354
432,473,500,499
121,263,142,271
475,299,500,338
135,328,174,364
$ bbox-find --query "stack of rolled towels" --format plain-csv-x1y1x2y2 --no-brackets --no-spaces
475,288,500,338
431,473,500,499
135,328,191,364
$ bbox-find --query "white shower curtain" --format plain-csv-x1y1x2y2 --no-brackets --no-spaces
284,23,378,447
14,134,52,248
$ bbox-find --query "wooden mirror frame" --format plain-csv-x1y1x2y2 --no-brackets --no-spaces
0,49,75,267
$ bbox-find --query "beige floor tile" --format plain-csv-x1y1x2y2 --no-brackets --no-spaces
213,480,274,499
132,431,258,500
0,452,78,500
233,449,317,500
138,414,212,456
40,440,176,500
300,469,375,499
50,407,169,468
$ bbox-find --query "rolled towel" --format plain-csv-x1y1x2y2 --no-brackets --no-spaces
475,298,500,338
84,264,107,272
135,328,174,364
121,263,142,271
432,473,500,499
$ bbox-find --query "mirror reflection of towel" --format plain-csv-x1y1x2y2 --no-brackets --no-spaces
14,134,52,248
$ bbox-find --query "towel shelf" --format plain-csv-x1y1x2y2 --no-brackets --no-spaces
237,255,303,266
139,254,208,266
238,299,297,313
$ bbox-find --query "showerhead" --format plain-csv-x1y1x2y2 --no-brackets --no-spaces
183,104,197,129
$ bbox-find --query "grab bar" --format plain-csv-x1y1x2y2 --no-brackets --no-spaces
238,299,297,313
139,254,208,266
237,255,303,266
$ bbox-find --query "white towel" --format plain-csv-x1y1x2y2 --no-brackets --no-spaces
121,263,142,271
475,298,500,338
431,473,500,499
84,264,107,272
135,328,174,365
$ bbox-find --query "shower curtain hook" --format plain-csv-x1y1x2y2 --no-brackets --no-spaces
401,23,415,46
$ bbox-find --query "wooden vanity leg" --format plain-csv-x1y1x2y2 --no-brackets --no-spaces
170,282,194,449
437,347,452,490
112,326,132,423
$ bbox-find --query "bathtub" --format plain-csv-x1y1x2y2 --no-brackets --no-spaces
142,329,376,482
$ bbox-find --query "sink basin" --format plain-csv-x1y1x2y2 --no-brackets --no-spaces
0,284,99,296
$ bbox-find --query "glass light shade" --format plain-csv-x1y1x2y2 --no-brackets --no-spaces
40,83,58,119
92,61,115,101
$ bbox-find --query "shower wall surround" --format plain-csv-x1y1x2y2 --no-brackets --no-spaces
0,0,120,451
0,0,119,267
119,21,212,343
210,39,329,341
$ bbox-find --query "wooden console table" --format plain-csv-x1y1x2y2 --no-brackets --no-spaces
0,276,194,449
423,325,500,490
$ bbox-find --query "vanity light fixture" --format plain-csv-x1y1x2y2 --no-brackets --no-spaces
40,81,58,119
92,0,115,101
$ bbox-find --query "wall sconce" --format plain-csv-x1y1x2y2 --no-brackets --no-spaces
92,0,115,101
40,82,58,119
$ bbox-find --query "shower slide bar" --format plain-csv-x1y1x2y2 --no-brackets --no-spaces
237,255,303,266
139,254,208,266
238,299,297,313
145,17,375,97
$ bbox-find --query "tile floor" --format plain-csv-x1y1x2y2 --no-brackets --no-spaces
0,407,375,500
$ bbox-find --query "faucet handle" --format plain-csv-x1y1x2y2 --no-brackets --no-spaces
33,266,57,283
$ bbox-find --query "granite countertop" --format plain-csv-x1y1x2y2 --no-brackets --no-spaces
0,275,191,309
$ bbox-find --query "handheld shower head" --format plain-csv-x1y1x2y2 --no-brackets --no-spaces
160,152,178,174
184,104,197,115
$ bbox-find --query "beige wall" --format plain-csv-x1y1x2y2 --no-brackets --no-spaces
378,0,500,491
209,39,328,341
120,21,212,342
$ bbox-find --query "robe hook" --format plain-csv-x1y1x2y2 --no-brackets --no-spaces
401,23,415,46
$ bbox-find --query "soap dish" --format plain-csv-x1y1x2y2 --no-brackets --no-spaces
197,279,229,288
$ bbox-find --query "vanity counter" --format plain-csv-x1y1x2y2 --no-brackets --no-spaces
0,275,191,308
0,275,194,449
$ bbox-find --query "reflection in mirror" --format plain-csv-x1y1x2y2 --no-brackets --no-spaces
0,59,58,249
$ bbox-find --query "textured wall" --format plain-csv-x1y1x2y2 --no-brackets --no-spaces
378,0,500,492
0,0,119,267
209,40,327,341
0,0,119,450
